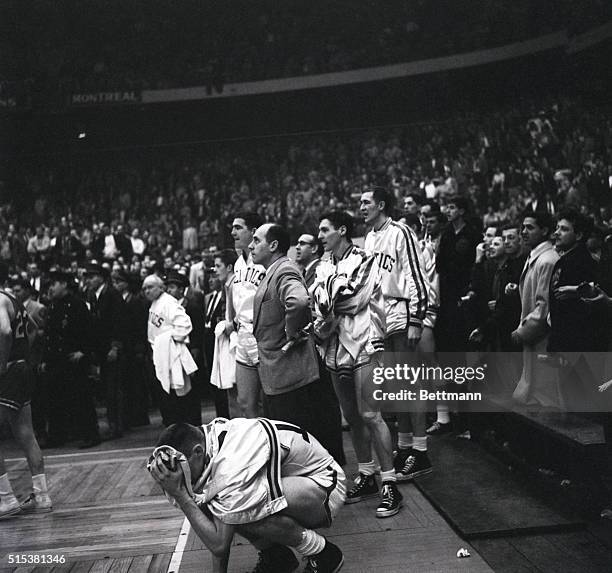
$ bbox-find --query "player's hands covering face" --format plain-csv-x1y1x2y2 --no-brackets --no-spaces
149,455,187,498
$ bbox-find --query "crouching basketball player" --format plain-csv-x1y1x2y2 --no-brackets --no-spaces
148,418,346,573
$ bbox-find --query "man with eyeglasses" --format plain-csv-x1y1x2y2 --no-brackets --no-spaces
294,234,322,290
294,233,346,465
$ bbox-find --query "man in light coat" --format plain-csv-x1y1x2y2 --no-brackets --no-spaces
511,211,561,407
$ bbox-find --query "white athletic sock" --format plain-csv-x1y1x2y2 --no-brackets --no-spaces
437,405,450,424
32,474,48,494
397,432,413,450
0,473,14,497
295,529,326,557
358,461,376,476
413,436,427,452
380,469,397,483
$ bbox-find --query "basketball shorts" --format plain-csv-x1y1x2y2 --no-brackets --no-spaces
308,461,347,526
0,360,35,411
235,328,259,368
324,334,374,381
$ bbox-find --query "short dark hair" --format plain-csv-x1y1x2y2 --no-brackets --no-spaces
156,423,204,458
501,221,520,233
215,248,238,269
405,193,423,206
522,210,553,235
425,209,446,224
320,211,354,240
265,224,291,255
447,196,469,212
556,209,592,240
234,212,263,231
370,186,395,215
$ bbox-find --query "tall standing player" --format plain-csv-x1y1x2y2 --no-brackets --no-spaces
313,211,402,518
0,262,52,518
227,212,266,418
361,187,433,480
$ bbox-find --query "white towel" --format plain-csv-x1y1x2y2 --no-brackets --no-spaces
153,330,198,396
211,321,237,390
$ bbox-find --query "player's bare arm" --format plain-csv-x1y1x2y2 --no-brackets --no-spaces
0,295,14,375
149,456,235,559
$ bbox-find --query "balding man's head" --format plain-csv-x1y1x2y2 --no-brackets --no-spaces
142,274,164,301
249,223,290,268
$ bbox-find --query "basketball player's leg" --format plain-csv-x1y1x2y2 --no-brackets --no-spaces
393,329,433,480
235,363,261,418
238,476,344,569
353,360,394,473
331,372,372,463
2,403,51,513
0,434,22,518
241,476,331,542
10,404,44,476
0,403,48,517
0,406,17,514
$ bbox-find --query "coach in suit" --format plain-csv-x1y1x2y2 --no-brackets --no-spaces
250,223,345,464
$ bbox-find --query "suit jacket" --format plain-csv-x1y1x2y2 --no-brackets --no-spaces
204,289,225,330
182,288,205,350
203,289,226,373
548,242,604,351
122,292,148,354
253,256,318,396
303,258,321,290
44,293,94,364
88,284,126,358
115,233,133,259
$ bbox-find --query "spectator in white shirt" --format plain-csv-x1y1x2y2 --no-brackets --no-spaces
130,229,146,256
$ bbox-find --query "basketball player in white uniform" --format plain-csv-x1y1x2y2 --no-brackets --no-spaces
149,418,346,573
226,213,266,418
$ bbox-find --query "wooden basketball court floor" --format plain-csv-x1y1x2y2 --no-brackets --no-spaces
0,409,492,573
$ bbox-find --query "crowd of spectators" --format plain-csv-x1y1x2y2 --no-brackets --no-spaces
1,91,611,520
2,96,611,272
2,0,609,102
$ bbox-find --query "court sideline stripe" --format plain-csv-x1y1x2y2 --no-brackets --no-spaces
168,517,191,573
5,446,153,462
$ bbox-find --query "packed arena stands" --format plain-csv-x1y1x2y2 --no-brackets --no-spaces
2,96,611,265
1,4,612,565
